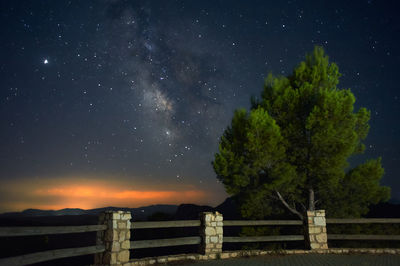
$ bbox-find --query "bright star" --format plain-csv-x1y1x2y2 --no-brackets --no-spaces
43,59,49,64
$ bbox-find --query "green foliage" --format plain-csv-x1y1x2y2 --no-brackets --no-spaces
213,46,390,219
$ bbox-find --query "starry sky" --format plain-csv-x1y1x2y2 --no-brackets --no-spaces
0,0,399,212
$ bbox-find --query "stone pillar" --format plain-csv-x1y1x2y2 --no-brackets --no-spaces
305,210,328,250
94,211,131,265
199,211,223,255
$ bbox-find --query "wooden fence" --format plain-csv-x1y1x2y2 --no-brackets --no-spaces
0,225,106,265
128,218,306,249
222,220,304,244
1,212,400,265
326,218,400,241
130,220,201,249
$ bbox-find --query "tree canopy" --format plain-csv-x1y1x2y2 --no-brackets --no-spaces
213,46,390,220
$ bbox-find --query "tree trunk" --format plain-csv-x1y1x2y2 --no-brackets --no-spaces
275,190,304,221
308,188,315,211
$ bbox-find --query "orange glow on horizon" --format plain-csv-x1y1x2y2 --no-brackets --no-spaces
33,185,205,202
0,177,214,212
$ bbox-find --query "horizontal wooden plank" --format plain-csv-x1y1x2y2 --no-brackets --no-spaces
326,218,400,224
328,234,400,240
223,235,304,243
223,220,303,226
131,236,201,249
131,220,200,229
0,245,104,266
0,225,107,237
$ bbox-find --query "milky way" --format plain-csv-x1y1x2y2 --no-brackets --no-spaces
0,0,399,211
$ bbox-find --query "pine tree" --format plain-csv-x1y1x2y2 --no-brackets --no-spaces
213,46,390,220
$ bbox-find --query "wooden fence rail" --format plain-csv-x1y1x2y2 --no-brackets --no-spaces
326,218,400,243
131,220,200,229
0,225,107,237
326,218,400,224
224,235,304,243
0,245,105,266
328,234,400,240
131,236,201,249
224,220,303,226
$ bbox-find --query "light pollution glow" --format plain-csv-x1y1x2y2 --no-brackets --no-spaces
0,176,210,213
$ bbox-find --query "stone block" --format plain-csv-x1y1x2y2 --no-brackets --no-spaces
207,243,215,248
111,241,120,252
310,243,320,249
314,217,326,226
211,222,217,226
205,227,216,235
112,213,121,220
316,233,327,243
217,221,223,226
215,215,223,222
310,226,321,234
118,221,126,229
205,214,211,222
210,236,218,243
220,253,230,259
208,254,217,259
121,239,130,249
216,227,223,234
127,220,131,229
307,211,315,217
121,213,132,220
118,250,130,262
119,230,126,241
320,243,328,249
157,257,167,263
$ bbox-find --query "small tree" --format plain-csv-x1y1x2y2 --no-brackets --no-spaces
213,46,390,220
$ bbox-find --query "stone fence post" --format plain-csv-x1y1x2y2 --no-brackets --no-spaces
94,211,131,265
305,210,328,250
199,212,223,256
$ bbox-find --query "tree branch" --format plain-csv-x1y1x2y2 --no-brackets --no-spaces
299,202,307,212
275,190,304,221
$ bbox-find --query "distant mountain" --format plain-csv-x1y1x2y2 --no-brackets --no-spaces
0,205,178,221
2,198,397,223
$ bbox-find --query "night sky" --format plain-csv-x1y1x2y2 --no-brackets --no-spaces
1,0,399,212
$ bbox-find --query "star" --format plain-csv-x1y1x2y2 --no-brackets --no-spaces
43,59,49,64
